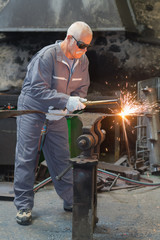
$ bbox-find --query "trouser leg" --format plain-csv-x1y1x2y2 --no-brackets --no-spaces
14,114,43,210
43,118,73,205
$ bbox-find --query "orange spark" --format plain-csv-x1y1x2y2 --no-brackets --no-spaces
117,92,158,123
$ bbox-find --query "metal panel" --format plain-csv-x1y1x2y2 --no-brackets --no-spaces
0,94,18,166
0,182,14,201
0,0,125,31
137,77,160,173
138,77,160,101
0,118,16,165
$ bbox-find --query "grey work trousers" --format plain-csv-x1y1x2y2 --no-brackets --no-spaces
14,96,73,210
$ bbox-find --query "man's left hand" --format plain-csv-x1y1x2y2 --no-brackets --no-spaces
46,108,68,121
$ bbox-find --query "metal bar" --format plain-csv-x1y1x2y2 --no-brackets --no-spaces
1,110,146,120
84,99,119,106
0,27,125,32
0,110,45,119
55,164,72,181
107,173,120,191
35,119,49,175
122,118,132,166
114,116,121,161
114,155,128,165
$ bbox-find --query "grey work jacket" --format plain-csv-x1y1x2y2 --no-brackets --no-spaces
21,41,90,113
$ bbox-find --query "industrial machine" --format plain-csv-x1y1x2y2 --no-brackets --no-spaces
136,77,160,174
0,94,18,167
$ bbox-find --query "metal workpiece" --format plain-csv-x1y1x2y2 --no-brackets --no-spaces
0,109,45,119
84,98,121,111
84,99,119,106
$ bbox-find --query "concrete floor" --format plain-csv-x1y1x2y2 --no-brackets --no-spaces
0,173,160,240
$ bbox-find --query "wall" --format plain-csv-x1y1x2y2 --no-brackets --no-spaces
0,30,160,96
131,0,160,39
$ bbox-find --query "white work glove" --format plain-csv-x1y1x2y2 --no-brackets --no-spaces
46,106,68,121
66,96,87,112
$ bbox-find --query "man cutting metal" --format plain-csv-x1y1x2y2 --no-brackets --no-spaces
14,21,93,225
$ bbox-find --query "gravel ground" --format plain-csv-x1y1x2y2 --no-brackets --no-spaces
0,174,160,240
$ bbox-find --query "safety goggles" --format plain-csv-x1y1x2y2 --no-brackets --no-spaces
72,36,91,49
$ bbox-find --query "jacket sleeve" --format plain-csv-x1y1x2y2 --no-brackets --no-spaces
28,50,69,110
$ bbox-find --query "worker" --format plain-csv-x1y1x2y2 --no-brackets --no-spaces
14,21,93,225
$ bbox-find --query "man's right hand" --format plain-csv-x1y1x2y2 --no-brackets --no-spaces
66,96,87,112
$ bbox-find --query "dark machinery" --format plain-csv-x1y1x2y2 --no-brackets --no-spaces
0,94,18,167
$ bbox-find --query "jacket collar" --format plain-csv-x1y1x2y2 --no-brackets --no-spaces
55,40,82,67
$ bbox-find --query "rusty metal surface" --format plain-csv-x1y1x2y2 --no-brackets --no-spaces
0,109,45,119
0,110,109,126
70,155,98,165
78,113,106,128
98,161,140,180
72,162,98,240
0,0,125,31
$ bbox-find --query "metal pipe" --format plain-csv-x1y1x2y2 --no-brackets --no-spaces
84,99,119,106
0,99,120,119
55,164,72,181
107,173,120,191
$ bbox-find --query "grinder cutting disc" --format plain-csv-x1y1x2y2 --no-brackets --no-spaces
0,110,44,119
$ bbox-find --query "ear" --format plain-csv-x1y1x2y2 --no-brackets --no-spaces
67,35,72,40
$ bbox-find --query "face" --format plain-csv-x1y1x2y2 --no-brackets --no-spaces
67,33,92,59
